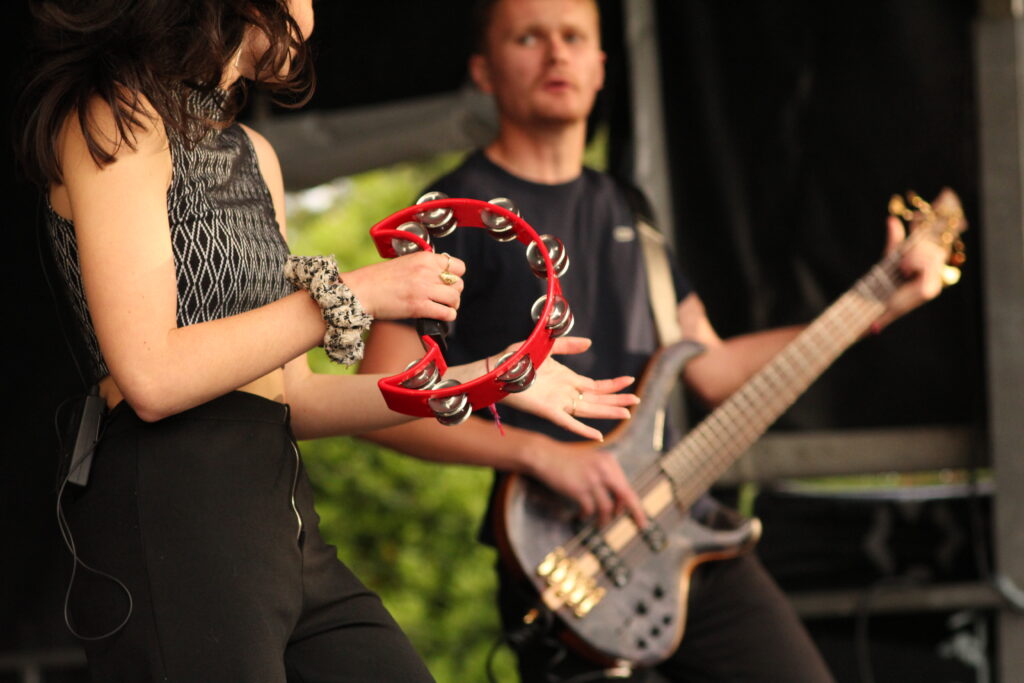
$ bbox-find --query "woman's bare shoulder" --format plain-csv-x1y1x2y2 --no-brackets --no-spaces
58,91,171,184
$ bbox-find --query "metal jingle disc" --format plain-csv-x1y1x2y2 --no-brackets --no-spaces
415,191,458,238
530,294,547,323
487,224,519,243
481,197,520,234
502,366,537,393
531,294,571,327
550,244,570,279
495,352,533,384
549,310,575,338
391,221,431,255
399,359,440,390
426,215,458,239
415,191,452,226
427,379,470,418
436,400,473,426
526,234,569,278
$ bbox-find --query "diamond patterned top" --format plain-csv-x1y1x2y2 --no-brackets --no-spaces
47,122,294,383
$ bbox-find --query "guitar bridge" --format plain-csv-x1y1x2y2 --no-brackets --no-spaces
536,548,609,618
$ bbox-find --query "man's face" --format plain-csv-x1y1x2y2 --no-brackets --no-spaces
473,0,605,128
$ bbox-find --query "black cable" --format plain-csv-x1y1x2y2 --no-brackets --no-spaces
52,394,133,641
485,601,636,683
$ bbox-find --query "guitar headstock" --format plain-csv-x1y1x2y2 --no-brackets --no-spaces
888,188,967,285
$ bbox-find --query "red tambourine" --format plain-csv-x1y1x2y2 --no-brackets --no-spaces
369,192,573,426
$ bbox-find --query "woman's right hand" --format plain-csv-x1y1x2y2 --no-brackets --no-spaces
341,252,466,321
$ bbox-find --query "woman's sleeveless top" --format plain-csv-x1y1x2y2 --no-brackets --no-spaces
46,115,294,383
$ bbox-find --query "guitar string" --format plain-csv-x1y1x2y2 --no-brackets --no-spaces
581,261,901,579
540,224,935,597
548,279,896,593
606,271,896,572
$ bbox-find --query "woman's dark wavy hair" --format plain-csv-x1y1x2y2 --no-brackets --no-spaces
17,0,314,187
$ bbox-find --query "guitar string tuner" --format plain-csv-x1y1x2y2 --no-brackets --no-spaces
391,221,431,256
526,234,569,279
482,197,520,242
415,191,458,238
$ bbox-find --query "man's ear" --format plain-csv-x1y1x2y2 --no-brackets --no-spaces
597,50,607,91
469,53,494,94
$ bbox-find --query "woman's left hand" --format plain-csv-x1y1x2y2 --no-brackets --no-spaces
500,337,640,441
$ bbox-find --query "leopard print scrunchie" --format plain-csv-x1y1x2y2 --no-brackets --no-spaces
285,255,373,366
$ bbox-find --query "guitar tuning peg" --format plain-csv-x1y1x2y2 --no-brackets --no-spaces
950,238,966,266
391,221,431,255
888,194,912,220
415,191,458,238
908,191,932,213
941,265,961,287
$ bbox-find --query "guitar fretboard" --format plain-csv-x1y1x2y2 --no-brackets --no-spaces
660,250,905,506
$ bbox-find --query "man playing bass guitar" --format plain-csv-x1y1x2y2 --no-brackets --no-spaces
360,0,952,679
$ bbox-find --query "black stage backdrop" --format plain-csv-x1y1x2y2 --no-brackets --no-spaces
4,0,982,658
642,0,982,429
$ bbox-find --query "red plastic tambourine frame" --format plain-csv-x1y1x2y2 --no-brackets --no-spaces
369,198,564,418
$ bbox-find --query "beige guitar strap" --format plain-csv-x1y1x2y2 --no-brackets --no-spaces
634,216,688,451
636,218,682,346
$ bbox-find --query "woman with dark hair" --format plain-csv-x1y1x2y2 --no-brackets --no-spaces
17,1,637,679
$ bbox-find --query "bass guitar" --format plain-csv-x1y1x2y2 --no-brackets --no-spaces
494,189,966,667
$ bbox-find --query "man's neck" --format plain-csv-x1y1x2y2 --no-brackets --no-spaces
484,119,587,185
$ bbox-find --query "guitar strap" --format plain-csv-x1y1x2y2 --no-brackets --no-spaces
616,180,682,345
636,218,682,346
620,182,690,450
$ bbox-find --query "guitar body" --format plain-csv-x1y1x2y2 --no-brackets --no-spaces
495,341,761,667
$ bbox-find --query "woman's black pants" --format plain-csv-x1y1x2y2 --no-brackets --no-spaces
62,392,433,682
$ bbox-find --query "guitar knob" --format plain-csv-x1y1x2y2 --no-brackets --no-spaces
481,197,520,242
526,234,569,278
391,221,431,255
415,191,458,238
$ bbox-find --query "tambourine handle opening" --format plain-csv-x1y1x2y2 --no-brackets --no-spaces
416,318,450,354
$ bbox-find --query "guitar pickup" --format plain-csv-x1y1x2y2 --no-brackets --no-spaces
583,532,631,587
641,520,667,552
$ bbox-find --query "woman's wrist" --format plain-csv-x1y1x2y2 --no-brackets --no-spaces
285,255,373,366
